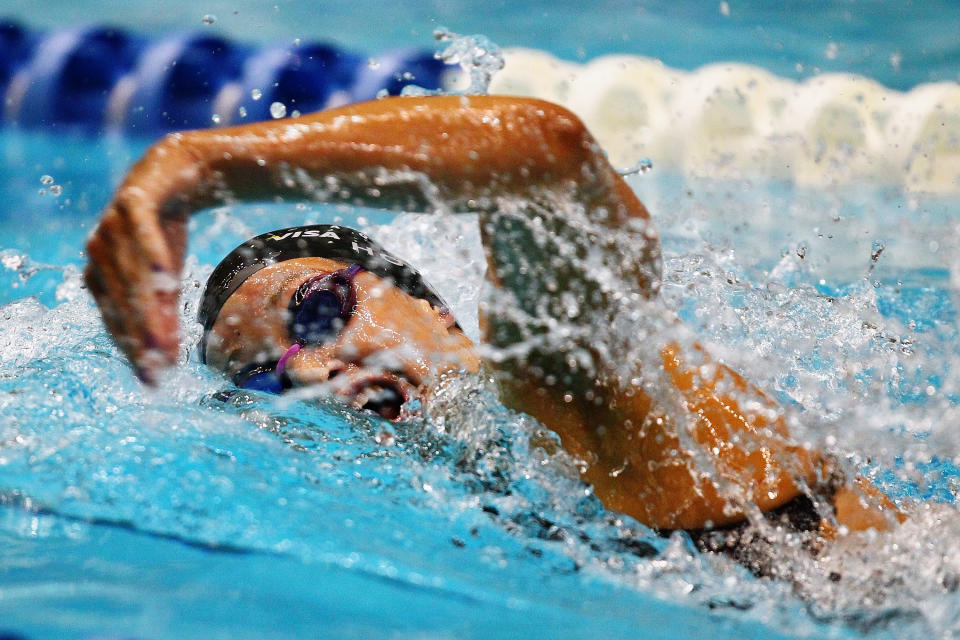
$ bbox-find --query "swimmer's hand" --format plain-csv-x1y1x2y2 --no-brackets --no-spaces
85,189,192,383
85,126,205,382
83,96,654,383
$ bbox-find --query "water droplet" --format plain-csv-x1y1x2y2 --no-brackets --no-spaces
719,1,730,16
2,253,23,270
40,175,54,185
49,185,62,196
270,102,287,119
889,50,903,72
211,113,221,124
238,106,247,118
825,42,839,60
290,109,301,118
251,88,262,101
201,14,216,25
367,58,381,70
37,189,45,196
293,38,301,47
617,158,653,176
871,241,885,263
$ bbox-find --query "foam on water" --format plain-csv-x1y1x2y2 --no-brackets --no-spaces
3,42,960,640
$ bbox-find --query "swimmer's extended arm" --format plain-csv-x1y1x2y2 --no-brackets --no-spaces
84,95,652,381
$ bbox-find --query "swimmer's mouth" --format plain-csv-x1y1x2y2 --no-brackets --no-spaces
338,372,415,421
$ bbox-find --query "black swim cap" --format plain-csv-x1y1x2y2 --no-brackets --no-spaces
198,224,453,362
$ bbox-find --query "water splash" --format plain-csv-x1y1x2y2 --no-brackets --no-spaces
433,27,505,95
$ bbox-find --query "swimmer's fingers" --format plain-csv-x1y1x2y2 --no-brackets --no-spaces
85,260,144,375
85,200,181,383
86,215,152,380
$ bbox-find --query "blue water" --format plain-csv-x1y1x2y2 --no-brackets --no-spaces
3,3,960,639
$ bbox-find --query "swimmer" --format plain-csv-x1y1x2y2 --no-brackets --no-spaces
84,95,900,550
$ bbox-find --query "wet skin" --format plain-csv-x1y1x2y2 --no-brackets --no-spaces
84,95,901,532
207,257,478,415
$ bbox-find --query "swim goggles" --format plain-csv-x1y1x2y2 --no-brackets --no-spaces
233,264,364,393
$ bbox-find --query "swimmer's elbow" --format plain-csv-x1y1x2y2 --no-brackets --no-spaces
502,98,616,189
523,99,594,152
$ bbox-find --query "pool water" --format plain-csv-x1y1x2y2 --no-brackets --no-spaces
3,3,960,639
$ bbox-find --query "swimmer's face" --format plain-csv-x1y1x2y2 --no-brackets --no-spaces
205,258,479,418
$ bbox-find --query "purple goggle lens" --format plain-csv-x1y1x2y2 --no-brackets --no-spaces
288,264,363,346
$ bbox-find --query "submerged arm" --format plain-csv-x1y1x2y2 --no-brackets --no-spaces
84,94,653,382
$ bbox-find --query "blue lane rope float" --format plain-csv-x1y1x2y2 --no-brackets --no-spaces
115,33,247,132
7,26,145,131
0,20,451,135
0,21,34,95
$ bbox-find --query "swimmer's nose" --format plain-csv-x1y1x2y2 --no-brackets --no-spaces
325,362,348,382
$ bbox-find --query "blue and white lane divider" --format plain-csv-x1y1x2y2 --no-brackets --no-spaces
0,20,451,135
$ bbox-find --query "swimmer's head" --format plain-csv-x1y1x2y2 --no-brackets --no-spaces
199,225,478,419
